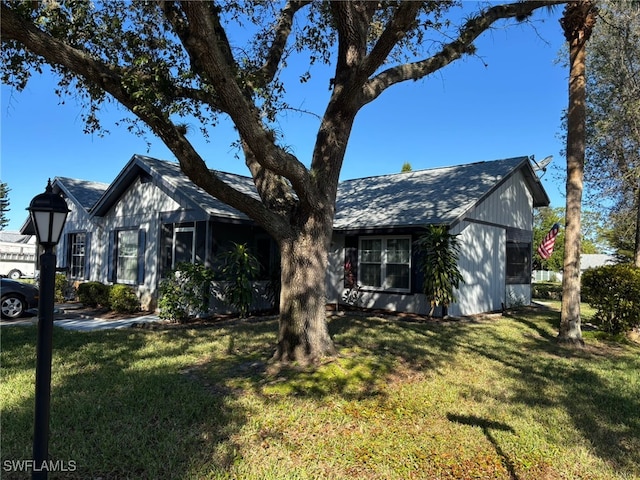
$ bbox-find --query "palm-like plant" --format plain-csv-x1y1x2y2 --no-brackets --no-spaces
415,226,464,318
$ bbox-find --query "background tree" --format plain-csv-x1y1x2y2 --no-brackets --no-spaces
534,207,566,272
558,0,598,346
534,207,607,272
401,162,413,173
606,206,638,262
1,0,565,364
0,181,9,231
583,0,640,266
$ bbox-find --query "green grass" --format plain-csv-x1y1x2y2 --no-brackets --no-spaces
2,305,639,479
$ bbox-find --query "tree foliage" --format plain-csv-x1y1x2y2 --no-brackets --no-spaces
414,225,464,317
533,206,607,271
401,162,412,173
217,242,260,318
1,0,566,364
584,0,640,266
0,181,10,231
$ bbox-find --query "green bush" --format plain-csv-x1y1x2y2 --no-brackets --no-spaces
582,264,640,334
532,282,562,300
217,243,260,318
55,274,70,303
109,284,140,314
77,281,111,308
158,262,215,322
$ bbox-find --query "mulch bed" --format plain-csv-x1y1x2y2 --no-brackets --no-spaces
55,302,509,330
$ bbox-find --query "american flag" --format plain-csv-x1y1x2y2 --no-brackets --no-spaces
537,223,560,260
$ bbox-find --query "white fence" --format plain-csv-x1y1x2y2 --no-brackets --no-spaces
532,270,562,283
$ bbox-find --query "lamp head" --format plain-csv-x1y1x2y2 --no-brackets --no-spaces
27,179,70,247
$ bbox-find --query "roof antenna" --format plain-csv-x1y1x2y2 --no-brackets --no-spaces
530,155,552,177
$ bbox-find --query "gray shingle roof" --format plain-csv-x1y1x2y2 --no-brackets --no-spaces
137,156,257,220
55,177,109,212
54,154,549,230
333,156,546,231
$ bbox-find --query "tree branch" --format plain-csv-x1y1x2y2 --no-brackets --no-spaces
359,2,422,80
253,0,311,89
177,1,320,210
0,2,292,238
360,0,566,105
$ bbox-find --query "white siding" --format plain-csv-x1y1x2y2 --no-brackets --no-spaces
467,170,534,231
449,221,505,316
98,178,182,308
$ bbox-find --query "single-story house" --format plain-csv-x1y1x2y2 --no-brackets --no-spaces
21,154,549,316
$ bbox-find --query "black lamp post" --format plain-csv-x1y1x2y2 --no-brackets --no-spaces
27,179,69,480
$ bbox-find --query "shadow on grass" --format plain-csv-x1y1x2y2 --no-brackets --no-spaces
0,326,248,480
209,314,471,402
472,311,640,477
447,414,518,480
4,307,639,478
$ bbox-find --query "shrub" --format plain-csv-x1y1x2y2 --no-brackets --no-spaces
109,284,140,314
158,262,215,322
217,243,259,318
532,282,562,300
77,281,111,308
582,264,640,334
54,274,70,303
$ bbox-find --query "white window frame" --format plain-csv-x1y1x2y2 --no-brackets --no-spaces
358,236,412,292
69,232,86,280
116,229,139,285
172,226,196,269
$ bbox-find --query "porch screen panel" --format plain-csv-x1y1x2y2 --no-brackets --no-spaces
173,227,195,266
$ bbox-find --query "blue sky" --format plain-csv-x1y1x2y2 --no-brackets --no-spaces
1,5,568,232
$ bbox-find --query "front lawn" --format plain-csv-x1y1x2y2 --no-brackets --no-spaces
2,305,639,479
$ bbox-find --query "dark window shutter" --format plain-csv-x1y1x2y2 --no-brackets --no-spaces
107,231,115,282
344,236,358,288
412,236,424,294
84,232,92,280
137,229,146,285
64,234,71,270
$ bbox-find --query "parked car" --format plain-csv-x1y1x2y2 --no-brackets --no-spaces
1,278,39,319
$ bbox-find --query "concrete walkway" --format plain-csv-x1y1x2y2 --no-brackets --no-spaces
0,307,163,331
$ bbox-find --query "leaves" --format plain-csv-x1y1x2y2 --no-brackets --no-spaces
414,225,464,312
217,242,260,318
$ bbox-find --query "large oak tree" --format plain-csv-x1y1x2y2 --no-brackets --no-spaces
2,0,564,364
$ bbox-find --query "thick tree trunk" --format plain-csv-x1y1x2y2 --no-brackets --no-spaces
558,1,597,346
273,215,336,365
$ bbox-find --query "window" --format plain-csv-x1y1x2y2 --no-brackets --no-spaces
359,236,411,291
506,242,531,284
68,232,87,279
115,230,142,284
